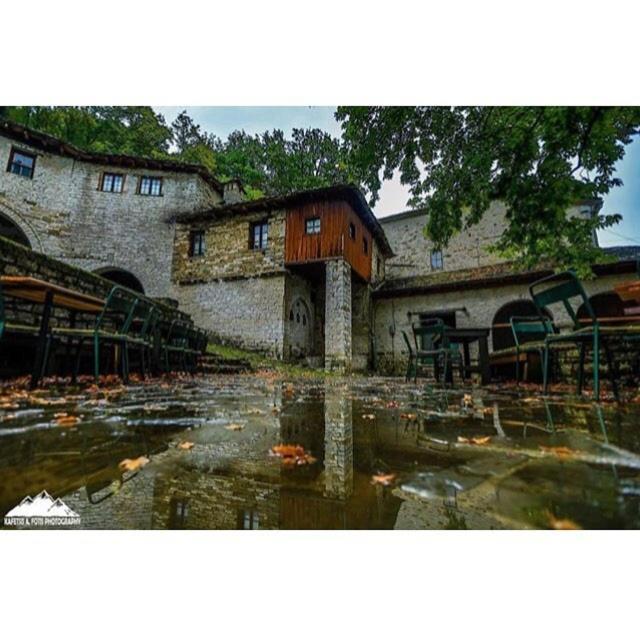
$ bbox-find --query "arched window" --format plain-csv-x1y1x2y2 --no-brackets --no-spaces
95,268,145,294
0,212,31,248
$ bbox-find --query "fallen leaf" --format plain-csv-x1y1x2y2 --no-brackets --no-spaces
270,444,316,466
540,445,575,458
177,441,195,450
362,413,376,420
225,423,244,431
118,456,149,472
457,435,492,445
371,473,396,486
385,400,400,409
55,413,81,427
400,413,418,421
546,510,581,530
0,401,19,410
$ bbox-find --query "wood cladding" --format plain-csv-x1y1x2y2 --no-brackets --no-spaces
285,199,372,281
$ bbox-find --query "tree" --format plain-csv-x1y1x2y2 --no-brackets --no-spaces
3,106,173,157
336,106,640,272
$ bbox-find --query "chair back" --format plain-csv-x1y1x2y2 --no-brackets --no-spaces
529,270,593,331
96,286,138,334
401,330,415,356
129,297,157,341
510,316,555,347
412,318,446,352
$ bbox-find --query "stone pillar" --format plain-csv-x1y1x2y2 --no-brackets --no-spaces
323,385,354,500
324,258,352,372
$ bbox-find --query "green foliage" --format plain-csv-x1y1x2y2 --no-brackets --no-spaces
4,106,173,157
2,107,349,200
337,106,640,272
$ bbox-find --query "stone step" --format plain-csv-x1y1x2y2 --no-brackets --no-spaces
197,352,252,374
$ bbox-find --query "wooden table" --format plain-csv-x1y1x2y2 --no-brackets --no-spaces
443,327,491,385
1,276,105,387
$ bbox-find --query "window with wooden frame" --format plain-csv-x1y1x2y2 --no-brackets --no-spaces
239,509,260,530
250,220,269,250
348,221,356,240
100,172,124,193
189,229,205,257
430,249,444,271
7,148,36,179
305,217,321,235
138,175,163,196
363,237,369,255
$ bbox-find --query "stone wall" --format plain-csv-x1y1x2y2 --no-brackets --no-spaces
324,259,352,372
380,201,595,280
373,272,638,375
0,133,222,298
172,210,286,283
175,274,286,357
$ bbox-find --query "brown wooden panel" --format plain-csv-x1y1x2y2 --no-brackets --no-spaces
284,199,372,281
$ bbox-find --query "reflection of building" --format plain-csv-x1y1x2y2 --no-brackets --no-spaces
149,384,401,530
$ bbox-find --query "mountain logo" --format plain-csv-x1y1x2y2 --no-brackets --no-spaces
4,490,81,527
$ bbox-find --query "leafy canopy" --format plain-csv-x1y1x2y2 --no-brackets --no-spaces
336,106,640,272
2,107,349,200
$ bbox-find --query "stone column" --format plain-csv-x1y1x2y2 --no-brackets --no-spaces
323,385,354,500
324,258,352,372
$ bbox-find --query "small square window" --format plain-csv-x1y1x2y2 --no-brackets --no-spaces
250,220,269,250
363,237,369,255
189,229,205,257
430,249,443,271
349,222,356,240
138,176,163,196
240,509,260,530
305,217,321,235
7,148,36,179
100,172,124,193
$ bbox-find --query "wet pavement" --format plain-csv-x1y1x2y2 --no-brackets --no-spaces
1,373,640,529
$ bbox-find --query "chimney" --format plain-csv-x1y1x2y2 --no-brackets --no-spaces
223,179,245,204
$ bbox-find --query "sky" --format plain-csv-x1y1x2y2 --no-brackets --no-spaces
156,107,640,247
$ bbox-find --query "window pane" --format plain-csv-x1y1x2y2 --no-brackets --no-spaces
140,177,150,194
151,178,161,195
103,174,113,191
113,175,123,192
14,152,34,169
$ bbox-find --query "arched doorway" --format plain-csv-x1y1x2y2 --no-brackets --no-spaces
578,292,629,325
287,297,312,359
491,299,553,351
95,268,145,294
0,212,31,248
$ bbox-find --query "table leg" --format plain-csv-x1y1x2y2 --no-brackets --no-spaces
463,341,471,379
479,335,490,385
30,290,53,389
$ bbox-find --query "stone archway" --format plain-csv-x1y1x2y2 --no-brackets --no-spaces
287,297,313,358
94,267,145,294
0,211,32,248
491,299,552,351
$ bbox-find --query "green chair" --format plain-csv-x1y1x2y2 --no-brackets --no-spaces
529,270,618,401
510,315,555,383
412,319,462,385
46,285,139,382
401,330,417,382
161,319,191,372
125,298,158,378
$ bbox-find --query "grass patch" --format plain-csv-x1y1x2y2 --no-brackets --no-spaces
206,342,334,379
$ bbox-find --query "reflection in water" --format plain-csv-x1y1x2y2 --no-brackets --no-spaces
2,376,640,529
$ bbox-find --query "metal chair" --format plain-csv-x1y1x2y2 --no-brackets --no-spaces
510,315,555,383
529,270,618,401
411,319,462,384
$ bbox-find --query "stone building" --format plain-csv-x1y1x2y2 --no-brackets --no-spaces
1,120,638,375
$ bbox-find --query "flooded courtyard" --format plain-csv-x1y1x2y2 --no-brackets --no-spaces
2,372,640,530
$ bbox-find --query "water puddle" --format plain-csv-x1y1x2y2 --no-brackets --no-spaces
1,374,640,529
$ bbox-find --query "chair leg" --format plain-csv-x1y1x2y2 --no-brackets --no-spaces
603,339,619,401
577,344,586,395
593,330,600,402
542,346,550,395
93,335,100,381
